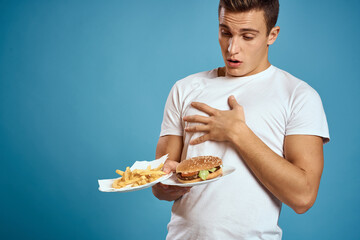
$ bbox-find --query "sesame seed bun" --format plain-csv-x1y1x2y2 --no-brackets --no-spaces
176,156,222,173
176,156,223,183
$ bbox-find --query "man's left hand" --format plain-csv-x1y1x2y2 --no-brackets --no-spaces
183,95,246,145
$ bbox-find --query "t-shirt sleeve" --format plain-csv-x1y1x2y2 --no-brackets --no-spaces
286,83,330,143
160,83,183,137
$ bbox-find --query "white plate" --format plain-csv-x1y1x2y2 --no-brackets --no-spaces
160,166,236,187
98,154,172,193
98,172,173,193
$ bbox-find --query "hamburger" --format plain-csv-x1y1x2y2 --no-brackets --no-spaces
176,156,223,183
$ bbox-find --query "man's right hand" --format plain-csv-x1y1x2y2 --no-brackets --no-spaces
152,160,191,201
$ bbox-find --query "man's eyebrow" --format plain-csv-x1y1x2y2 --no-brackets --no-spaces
219,23,229,29
239,28,260,33
219,24,259,33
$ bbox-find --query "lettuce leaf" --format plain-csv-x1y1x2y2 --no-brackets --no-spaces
208,167,217,173
199,170,209,180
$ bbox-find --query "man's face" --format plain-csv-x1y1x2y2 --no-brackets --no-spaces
218,8,278,77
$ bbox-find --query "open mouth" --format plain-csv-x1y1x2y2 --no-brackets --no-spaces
228,59,240,63
227,59,242,67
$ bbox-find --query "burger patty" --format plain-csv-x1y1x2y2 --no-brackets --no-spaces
176,172,199,181
176,166,221,181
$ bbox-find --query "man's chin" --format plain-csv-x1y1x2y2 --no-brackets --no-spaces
226,68,248,77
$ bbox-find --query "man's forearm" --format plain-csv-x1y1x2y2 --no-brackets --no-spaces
229,123,320,214
152,135,190,201
156,135,183,162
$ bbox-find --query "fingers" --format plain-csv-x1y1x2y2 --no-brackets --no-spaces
183,114,209,124
185,124,210,133
172,187,191,195
162,167,171,174
190,134,211,145
153,183,191,201
158,183,191,192
165,188,191,200
228,95,241,110
158,182,169,190
162,160,179,173
190,102,218,116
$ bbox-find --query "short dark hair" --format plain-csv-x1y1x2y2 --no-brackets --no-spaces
218,0,279,35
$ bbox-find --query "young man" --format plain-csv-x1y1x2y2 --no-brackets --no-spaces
152,0,329,239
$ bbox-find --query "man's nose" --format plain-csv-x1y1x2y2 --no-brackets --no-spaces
228,37,240,55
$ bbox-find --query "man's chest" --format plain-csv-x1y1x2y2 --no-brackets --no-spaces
181,84,289,153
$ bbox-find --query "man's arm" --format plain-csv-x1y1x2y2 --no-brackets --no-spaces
183,96,324,214
155,135,183,162
152,135,191,201
230,128,323,214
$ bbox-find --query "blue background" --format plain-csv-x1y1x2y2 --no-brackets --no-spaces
1,0,359,239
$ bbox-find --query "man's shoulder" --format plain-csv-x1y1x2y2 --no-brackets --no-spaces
273,66,314,92
272,66,321,101
273,66,302,84
174,68,217,87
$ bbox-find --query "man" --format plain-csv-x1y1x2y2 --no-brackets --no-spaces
152,0,330,239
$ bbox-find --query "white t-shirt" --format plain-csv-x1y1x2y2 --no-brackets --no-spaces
160,65,330,240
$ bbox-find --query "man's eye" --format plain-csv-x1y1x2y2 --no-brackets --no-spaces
221,30,231,36
243,35,254,40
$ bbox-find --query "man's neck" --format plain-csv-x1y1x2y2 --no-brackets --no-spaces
217,67,226,77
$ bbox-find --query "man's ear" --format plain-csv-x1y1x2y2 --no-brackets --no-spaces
267,26,280,46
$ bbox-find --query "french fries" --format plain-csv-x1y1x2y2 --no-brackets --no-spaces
112,163,166,189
